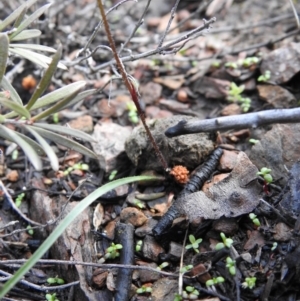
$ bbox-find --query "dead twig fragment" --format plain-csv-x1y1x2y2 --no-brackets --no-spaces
165,108,300,137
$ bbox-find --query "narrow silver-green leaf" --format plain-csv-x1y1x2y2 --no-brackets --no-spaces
26,46,62,111
60,89,96,110
0,124,42,170
0,98,30,119
0,175,160,299
10,43,56,52
0,34,9,83
32,90,79,121
33,123,96,142
9,4,51,40
1,75,23,105
14,131,45,156
13,7,27,28
10,29,41,41
25,126,59,171
30,126,98,159
31,81,87,110
0,0,38,31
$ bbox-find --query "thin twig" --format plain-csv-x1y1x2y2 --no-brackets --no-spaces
165,108,300,137
93,17,216,71
288,0,300,29
157,0,181,48
118,0,152,55
178,227,189,295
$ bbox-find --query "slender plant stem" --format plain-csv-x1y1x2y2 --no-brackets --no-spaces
96,0,168,171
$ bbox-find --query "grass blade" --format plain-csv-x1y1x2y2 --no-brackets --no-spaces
0,175,160,298
0,33,9,83
32,123,96,142
0,98,30,119
29,126,98,159
25,126,59,170
0,124,42,170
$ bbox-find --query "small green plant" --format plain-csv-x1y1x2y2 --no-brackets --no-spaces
135,240,143,252
240,56,260,68
174,293,183,301
258,70,271,82
215,232,233,250
47,276,65,285
104,242,123,260
226,257,236,276
226,82,251,112
157,262,169,271
108,170,118,181
45,293,60,301
249,138,259,144
249,213,261,227
182,286,200,300
133,199,145,209
257,167,273,184
206,276,225,287
211,61,221,68
180,264,193,274
26,225,34,236
52,112,59,124
242,277,256,289
136,285,152,294
185,234,202,253
15,192,25,207
225,62,238,69
271,242,278,251
11,149,19,160
63,162,89,176
126,101,139,124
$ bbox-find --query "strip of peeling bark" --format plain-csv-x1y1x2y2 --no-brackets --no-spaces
152,148,223,236
114,222,134,301
165,108,300,137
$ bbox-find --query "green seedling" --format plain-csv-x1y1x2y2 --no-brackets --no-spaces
257,167,273,184
226,257,236,276
133,199,145,209
225,61,238,69
47,276,65,285
206,276,225,287
15,192,25,207
180,264,193,274
157,262,169,271
185,234,202,253
104,242,123,260
46,293,60,301
182,286,200,300
126,102,139,124
215,232,233,250
242,276,256,289
211,61,221,68
52,112,59,124
63,162,89,176
249,138,259,144
271,242,278,251
136,285,152,294
227,82,251,112
249,213,261,227
135,240,143,252
109,170,118,181
27,225,34,236
240,56,260,68
11,149,19,161
258,70,271,82
174,293,183,301
240,97,251,112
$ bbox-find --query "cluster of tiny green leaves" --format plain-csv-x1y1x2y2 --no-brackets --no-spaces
0,0,97,171
185,234,202,253
45,293,60,301
227,82,251,112
104,242,123,260
257,167,273,183
215,232,233,250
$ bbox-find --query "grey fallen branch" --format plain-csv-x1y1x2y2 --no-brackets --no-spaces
165,108,300,137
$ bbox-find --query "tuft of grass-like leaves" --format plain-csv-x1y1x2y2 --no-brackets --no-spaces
0,1,97,171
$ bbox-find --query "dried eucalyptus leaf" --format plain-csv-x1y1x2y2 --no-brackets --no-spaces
0,98,30,119
32,123,96,142
29,126,98,159
25,126,59,171
0,33,9,83
176,151,262,222
0,124,42,170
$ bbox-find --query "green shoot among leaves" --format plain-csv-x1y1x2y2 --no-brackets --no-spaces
157,262,169,271
215,232,233,250
257,167,273,183
182,286,200,300
47,276,65,285
226,82,251,112
271,242,278,251
249,138,259,144
258,70,271,82
15,192,25,207
185,234,202,253
104,242,123,260
206,276,225,287
27,225,34,236
242,277,256,289
126,101,139,124
226,257,236,276
135,240,143,252
136,285,152,294
180,264,193,274
45,293,60,301
249,213,261,227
